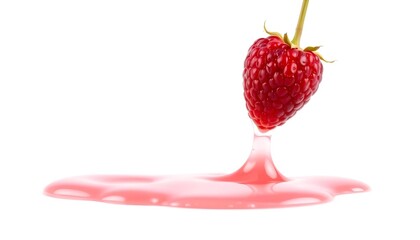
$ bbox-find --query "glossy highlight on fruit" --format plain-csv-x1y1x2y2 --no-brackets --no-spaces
243,36,323,131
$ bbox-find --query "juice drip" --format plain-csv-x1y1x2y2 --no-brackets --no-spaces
44,134,369,209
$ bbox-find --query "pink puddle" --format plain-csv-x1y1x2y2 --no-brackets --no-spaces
45,134,369,209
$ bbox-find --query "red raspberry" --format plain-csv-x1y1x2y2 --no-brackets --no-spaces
243,37,323,131
243,0,329,132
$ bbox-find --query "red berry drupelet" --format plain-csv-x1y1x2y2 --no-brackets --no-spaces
243,36,323,131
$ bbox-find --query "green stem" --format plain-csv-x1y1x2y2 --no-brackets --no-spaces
291,0,310,48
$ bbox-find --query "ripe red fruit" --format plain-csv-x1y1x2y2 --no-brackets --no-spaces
243,36,323,131
243,0,328,132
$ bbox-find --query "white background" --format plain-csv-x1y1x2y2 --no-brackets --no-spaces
1,0,419,239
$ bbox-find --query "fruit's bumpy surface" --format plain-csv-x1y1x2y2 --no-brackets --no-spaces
243,36,323,131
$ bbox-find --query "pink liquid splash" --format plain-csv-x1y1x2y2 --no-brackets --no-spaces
44,133,369,209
